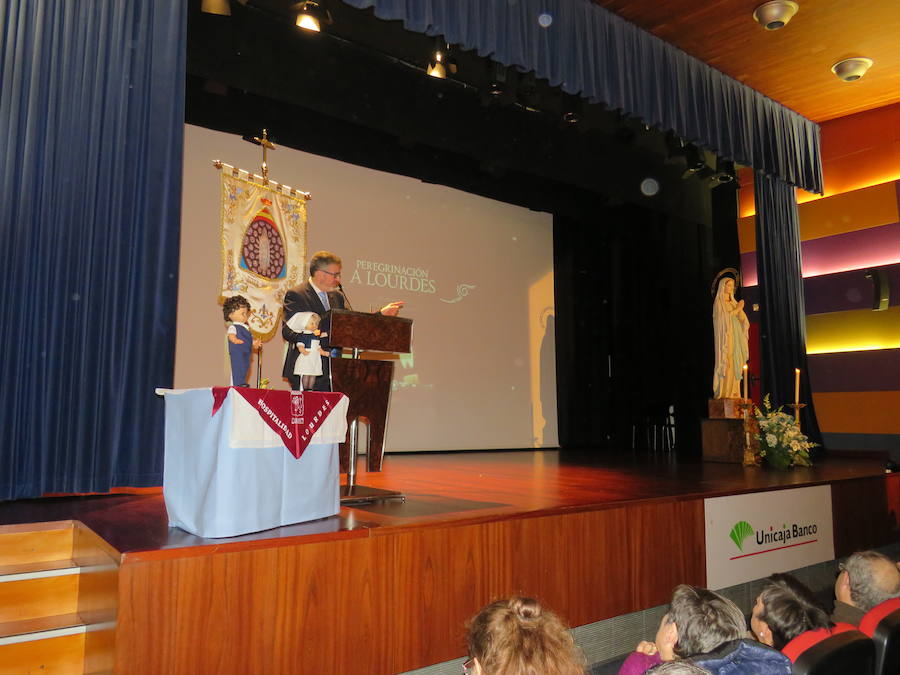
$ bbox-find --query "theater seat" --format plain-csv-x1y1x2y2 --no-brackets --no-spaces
859,598,900,675
791,630,874,675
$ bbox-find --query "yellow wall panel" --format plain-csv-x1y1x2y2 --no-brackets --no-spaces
797,181,898,242
738,180,899,254
812,391,900,434
806,306,900,354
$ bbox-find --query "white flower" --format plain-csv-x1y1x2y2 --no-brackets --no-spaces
766,433,778,446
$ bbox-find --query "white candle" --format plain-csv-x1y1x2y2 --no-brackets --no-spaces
794,368,801,405
743,364,748,400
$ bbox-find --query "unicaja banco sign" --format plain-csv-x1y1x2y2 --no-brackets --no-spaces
727,519,819,558
705,486,834,589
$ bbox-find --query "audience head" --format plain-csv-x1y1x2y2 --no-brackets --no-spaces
465,596,584,675
647,662,712,674
835,550,900,612
656,585,745,659
751,573,831,649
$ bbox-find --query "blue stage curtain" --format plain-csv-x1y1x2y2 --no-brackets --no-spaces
0,1,185,499
753,172,822,446
342,0,823,194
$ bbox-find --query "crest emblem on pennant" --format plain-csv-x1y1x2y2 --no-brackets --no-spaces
290,391,304,425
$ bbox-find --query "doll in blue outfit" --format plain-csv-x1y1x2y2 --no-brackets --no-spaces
223,295,261,387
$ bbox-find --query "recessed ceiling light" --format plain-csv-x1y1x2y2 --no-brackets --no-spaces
831,57,874,82
752,1,799,30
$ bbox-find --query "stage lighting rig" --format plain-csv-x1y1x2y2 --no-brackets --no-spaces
427,39,457,79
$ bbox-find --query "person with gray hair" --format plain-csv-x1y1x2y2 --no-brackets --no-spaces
647,662,711,674
282,250,404,390
618,585,790,674
832,550,900,625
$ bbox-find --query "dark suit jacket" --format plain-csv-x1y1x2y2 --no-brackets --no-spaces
281,280,345,378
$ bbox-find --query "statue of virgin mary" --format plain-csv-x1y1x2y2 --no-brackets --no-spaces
712,273,749,399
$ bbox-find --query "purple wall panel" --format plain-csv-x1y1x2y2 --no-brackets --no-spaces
739,262,900,320
807,348,900,392
742,221,900,287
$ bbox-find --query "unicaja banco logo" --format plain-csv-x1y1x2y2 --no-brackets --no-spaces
729,521,755,552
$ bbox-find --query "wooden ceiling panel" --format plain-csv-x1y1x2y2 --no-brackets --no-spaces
592,0,900,122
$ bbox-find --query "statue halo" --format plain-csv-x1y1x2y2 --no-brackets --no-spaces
711,267,742,297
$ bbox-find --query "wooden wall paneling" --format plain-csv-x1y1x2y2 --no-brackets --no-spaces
627,500,707,611
115,538,380,675
114,498,708,674
831,475,900,557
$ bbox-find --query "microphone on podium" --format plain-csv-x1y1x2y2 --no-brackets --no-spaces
337,283,354,311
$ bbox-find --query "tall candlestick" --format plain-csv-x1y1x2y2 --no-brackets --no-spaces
743,364,748,400
794,368,800,405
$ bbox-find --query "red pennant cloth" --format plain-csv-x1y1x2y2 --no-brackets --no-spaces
211,387,343,459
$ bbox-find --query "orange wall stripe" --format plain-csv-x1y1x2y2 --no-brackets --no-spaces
738,101,900,219
812,391,900,434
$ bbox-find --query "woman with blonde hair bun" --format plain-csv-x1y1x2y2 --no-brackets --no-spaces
465,596,585,675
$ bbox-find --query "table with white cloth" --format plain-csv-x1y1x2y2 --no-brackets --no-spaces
156,387,348,538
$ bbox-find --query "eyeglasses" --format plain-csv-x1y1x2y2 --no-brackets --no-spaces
462,658,475,674
319,269,342,278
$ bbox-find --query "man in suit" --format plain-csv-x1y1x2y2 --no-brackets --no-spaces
282,250,404,390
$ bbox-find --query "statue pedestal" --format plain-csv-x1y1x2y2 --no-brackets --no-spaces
708,397,751,419
703,398,758,464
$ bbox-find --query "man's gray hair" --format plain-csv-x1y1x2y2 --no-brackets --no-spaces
667,585,745,658
844,550,900,611
309,250,342,276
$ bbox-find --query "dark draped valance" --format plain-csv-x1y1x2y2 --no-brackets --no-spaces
343,0,823,194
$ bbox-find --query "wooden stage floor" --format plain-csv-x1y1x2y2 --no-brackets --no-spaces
2,450,897,674
0,449,891,556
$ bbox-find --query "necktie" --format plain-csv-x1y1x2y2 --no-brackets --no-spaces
318,291,330,311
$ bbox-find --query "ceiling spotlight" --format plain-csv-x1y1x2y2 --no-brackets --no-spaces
294,1,332,32
682,144,706,175
487,62,508,98
640,178,661,197
831,57,874,82
711,172,735,185
201,0,231,15
561,94,582,125
752,1,799,30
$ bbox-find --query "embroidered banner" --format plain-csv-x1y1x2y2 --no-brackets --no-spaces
218,170,308,340
212,387,346,459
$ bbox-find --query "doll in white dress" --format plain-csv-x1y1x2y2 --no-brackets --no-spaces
285,311,330,391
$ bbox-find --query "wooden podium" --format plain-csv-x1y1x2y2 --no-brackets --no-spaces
328,309,412,504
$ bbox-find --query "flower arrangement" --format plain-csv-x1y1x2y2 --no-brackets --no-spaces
754,395,815,469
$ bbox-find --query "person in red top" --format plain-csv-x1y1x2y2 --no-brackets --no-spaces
750,573,855,663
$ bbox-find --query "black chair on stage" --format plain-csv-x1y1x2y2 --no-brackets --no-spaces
859,599,900,675
791,630,875,675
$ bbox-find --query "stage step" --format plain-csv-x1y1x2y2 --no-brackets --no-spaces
0,521,119,674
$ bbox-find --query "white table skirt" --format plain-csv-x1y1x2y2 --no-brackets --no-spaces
158,388,346,538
